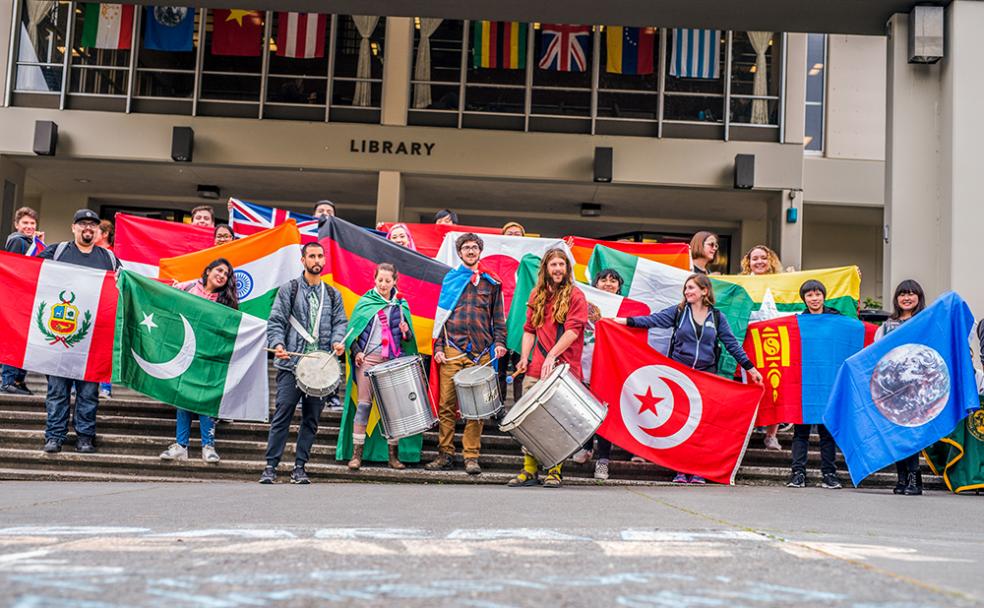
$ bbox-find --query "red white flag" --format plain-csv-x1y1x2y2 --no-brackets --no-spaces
590,320,764,484
114,214,215,277
211,9,263,57
277,12,327,58
0,252,117,382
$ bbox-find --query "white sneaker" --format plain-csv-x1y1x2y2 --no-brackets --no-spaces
202,445,220,464
160,443,188,461
594,461,610,480
764,435,782,451
572,449,593,465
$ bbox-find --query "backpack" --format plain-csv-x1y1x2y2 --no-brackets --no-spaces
53,241,118,269
288,278,337,329
668,306,723,372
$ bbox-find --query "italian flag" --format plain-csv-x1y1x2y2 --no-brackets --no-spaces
81,3,135,50
0,252,117,382
158,221,303,319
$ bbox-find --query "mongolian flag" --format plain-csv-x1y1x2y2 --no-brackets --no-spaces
564,236,691,283
472,21,528,69
606,26,655,75
318,216,451,355
211,9,263,57
114,213,215,278
375,222,500,258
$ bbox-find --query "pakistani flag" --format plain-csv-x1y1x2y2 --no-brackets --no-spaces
113,270,270,421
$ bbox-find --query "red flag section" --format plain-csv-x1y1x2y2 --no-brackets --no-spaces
114,214,215,277
212,9,263,56
590,320,764,484
377,222,501,258
742,315,803,426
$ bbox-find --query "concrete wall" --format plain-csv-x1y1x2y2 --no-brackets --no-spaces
803,217,884,301
825,35,887,161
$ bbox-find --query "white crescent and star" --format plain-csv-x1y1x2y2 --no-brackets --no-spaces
620,365,703,449
132,313,196,380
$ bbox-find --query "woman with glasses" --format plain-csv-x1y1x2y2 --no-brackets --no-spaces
689,231,719,275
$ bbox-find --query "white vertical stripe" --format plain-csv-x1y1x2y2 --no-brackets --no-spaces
304,14,319,58
95,4,123,49
118,259,158,278
218,312,269,422
286,12,300,58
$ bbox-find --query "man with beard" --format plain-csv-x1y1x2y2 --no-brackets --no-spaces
260,242,348,484
37,210,119,454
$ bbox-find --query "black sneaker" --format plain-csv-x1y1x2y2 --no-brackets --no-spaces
290,466,310,484
42,439,61,453
75,437,96,453
786,471,806,488
14,381,33,396
258,466,277,484
820,473,843,489
1,384,30,396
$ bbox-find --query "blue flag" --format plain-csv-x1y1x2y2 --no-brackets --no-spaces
823,292,978,485
144,7,195,52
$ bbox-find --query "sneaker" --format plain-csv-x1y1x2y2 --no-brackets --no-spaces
75,437,95,453
99,388,111,399
689,475,706,485
258,466,277,484
290,466,310,484
325,395,343,413
778,423,794,432
763,435,782,451
1,384,30,396
786,471,806,488
13,381,33,395
464,459,482,475
630,456,646,464
672,473,690,484
201,445,220,464
594,460,610,481
424,452,454,471
42,438,61,453
159,443,189,461
820,473,843,489
571,449,593,465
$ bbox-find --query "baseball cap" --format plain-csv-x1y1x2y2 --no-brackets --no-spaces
314,199,335,210
73,209,100,224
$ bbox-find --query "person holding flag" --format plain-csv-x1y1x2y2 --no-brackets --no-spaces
342,263,418,471
509,248,589,488
214,224,235,246
385,223,418,251
2,206,44,396
425,233,507,475
615,273,763,484
689,231,719,275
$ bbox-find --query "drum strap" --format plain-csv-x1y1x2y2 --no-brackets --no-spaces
289,281,325,345
535,323,566,359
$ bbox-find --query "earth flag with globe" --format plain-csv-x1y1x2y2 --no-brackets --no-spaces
823,291,979,485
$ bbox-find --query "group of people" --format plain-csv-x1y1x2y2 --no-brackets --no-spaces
1,204,933,494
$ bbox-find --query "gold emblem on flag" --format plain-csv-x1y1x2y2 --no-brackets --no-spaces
968,408,984,442
750,325,790,401
35,291,92,348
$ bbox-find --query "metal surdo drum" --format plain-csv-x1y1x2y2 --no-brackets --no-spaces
366,355,437,440
499,363,606,468
294,351,342,398
452,364,502,420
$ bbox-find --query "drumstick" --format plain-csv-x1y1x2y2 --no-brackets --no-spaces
264,347,323,359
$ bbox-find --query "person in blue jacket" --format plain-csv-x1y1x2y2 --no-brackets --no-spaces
614,273,762,484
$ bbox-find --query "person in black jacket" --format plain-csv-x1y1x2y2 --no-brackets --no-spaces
2,207,44,395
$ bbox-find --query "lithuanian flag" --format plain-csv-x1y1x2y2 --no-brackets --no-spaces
319,217,450,355
564,236,691,283
472,21,528,69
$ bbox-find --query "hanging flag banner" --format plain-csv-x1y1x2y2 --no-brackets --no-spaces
473,21,528,69
229,198,320,244
670,28,721,79
81,3,135,50
276,12,327,59
606,26,655,75
539,24,591,72
143,6,195,52
211,9,263,57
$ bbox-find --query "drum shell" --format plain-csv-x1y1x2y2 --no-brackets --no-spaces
452,364,503,420
367,356,437,440
499,364,606,468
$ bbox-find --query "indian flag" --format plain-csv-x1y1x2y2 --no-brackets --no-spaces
158,221,302,319
80,3,135,50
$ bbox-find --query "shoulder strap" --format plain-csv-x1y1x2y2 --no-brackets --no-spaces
105,248,118,270
53,242,69,261
668,306,683,358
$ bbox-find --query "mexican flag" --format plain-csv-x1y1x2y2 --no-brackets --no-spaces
924,407,984,494
113,270,269,421
158,221,303,319
115,213,215,278
0,252,117,382
590,320,764,484
81,3,135,50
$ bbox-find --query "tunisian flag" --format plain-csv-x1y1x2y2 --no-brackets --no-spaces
591,320,764,484
0,252,117,382
115,214,215,278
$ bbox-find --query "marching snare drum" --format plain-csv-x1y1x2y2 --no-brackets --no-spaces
367,355,437,440
452,364,503,420
294,351,342,398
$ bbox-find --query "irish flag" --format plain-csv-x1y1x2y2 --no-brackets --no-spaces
81,3,135,50
564,236,691,283
0,252,117,382
115,213,215,278
158,221,302,319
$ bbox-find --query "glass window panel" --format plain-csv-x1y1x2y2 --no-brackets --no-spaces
663,94,723,122
805,103,824,151
464,85,524,114
200,74,261,101
597,26,659,91
16,65,62,92
268,12,331,76
730,31,777,97
69,67,128,95
412,19,462,84
330,79,382,107
267,75,326,104
333,16,385,79
806,34,826,103
531,89,590,117
135,70,194,98
14,0,70,93
731,98,778,125
414,84,460,110
597,91,658,119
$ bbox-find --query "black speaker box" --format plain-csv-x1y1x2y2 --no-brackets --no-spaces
33,121,58,156
734,154,755,190
171,126,194,162
594,147,613,183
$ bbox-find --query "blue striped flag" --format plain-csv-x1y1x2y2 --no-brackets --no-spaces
670,28,721,79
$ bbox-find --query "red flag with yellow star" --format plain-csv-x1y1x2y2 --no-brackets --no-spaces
590,320,764,484
212,9,263,56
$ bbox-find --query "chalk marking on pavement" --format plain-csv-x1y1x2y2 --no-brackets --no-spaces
0,526,149,536
460,601,520,608
150,529,297,539
0,549,52,564
446,528,588,541
617,591,729,607
0,537,59,546
55,537,193,553
786,542,972,563
621,529,770,542
597,541,732,558
314,527,429,540
11,594,122,608
196,539,398,556
401,539,474,556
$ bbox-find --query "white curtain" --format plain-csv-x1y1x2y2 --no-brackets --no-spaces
352,15,380,107
412,18,443,109
26,0,56,54
747,31,773,125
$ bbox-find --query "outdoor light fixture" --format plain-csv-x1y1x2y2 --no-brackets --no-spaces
909,6,943,64
581,203,602,217
197,185,221,200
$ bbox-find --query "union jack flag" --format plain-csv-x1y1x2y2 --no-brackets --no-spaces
538,24,591,72
229,198,320,243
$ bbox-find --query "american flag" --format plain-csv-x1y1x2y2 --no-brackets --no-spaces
538,24,591,72
229,198,320,243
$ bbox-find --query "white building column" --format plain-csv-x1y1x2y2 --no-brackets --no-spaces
774,189,803,270
380,17,413,127
375,170,404,224
783,33,807,145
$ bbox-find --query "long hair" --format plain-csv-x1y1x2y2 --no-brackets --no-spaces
678,273,715,310
689,231,718,265
740,244,782,275
890,279,925,320
202,258,239,309
530,248,574,328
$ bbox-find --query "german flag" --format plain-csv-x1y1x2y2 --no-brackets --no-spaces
319,217,450,355
473,21,528,69
564,236,691,283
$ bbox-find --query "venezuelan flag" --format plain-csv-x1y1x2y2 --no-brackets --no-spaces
565,236,691,283
606,26,655,75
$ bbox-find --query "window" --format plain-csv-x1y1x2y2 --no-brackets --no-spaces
330,15,385,122
13,1,71,99
805,33,826,152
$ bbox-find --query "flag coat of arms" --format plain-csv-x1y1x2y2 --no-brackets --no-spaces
539,24,591,72
114,213,215,277
143,6,195,52
591,320,764,484
606,26,655,75
113,270,269,421
81,3,134,50
158,221,303,319
823,292,979,485
211,9,263,57
564,236,691,283
0,252,117,382
376,222,501,258
230,198,320,244
473,21,528,69
276,12,327,59
670,28,721,79
924,407,984,494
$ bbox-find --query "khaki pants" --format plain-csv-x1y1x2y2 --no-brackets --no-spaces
437,347,487,459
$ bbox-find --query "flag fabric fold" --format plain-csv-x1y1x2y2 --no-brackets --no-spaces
229,198,320,244
564,236,690,283
924,407,984,494
114,213,215,278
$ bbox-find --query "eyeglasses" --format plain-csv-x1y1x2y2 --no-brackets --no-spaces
460,245,481,252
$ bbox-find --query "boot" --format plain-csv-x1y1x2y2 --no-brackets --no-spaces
903,471,922,495
893,464,906,495
348,444,363,471
388,444,405,470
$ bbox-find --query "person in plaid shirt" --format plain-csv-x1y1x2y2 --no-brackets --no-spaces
425,233,507,475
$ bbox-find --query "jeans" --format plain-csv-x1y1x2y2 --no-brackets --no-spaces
790,424,837,476
176,409,215,448
265,369,325,468
2,364,26,386
45,376,99,443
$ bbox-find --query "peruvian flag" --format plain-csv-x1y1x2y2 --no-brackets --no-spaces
114,214,214,278
277,12,327,58
591,320,764,484
0,252,117,382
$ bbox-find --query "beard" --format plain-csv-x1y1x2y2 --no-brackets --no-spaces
79,232,95,245
306,264,323,275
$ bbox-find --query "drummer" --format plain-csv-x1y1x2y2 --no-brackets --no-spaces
260,242,348,485
341,263,418,471
425,233,507,476
511,248,588,488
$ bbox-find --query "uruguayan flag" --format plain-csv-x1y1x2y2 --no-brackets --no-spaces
670,29,721,79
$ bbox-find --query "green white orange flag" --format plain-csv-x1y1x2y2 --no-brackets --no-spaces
564,236,691,283
113,270,269,421
159,221,302,319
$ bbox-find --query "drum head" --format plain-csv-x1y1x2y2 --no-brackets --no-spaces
295,351,341,397
500,363,568,430
453,364,496,387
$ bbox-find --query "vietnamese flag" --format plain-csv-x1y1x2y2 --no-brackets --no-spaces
212,9,263,57
114,214,215,278
564,236,691,283
377,222,500,258
591,320,764,485
319,216,451,355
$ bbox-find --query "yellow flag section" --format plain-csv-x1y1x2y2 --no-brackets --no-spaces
715,265,861,318
158,221,303,319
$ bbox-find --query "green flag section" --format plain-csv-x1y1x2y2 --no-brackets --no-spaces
505,254,540,353
336,289,422,463
924,407,984,494
113,270,270,422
